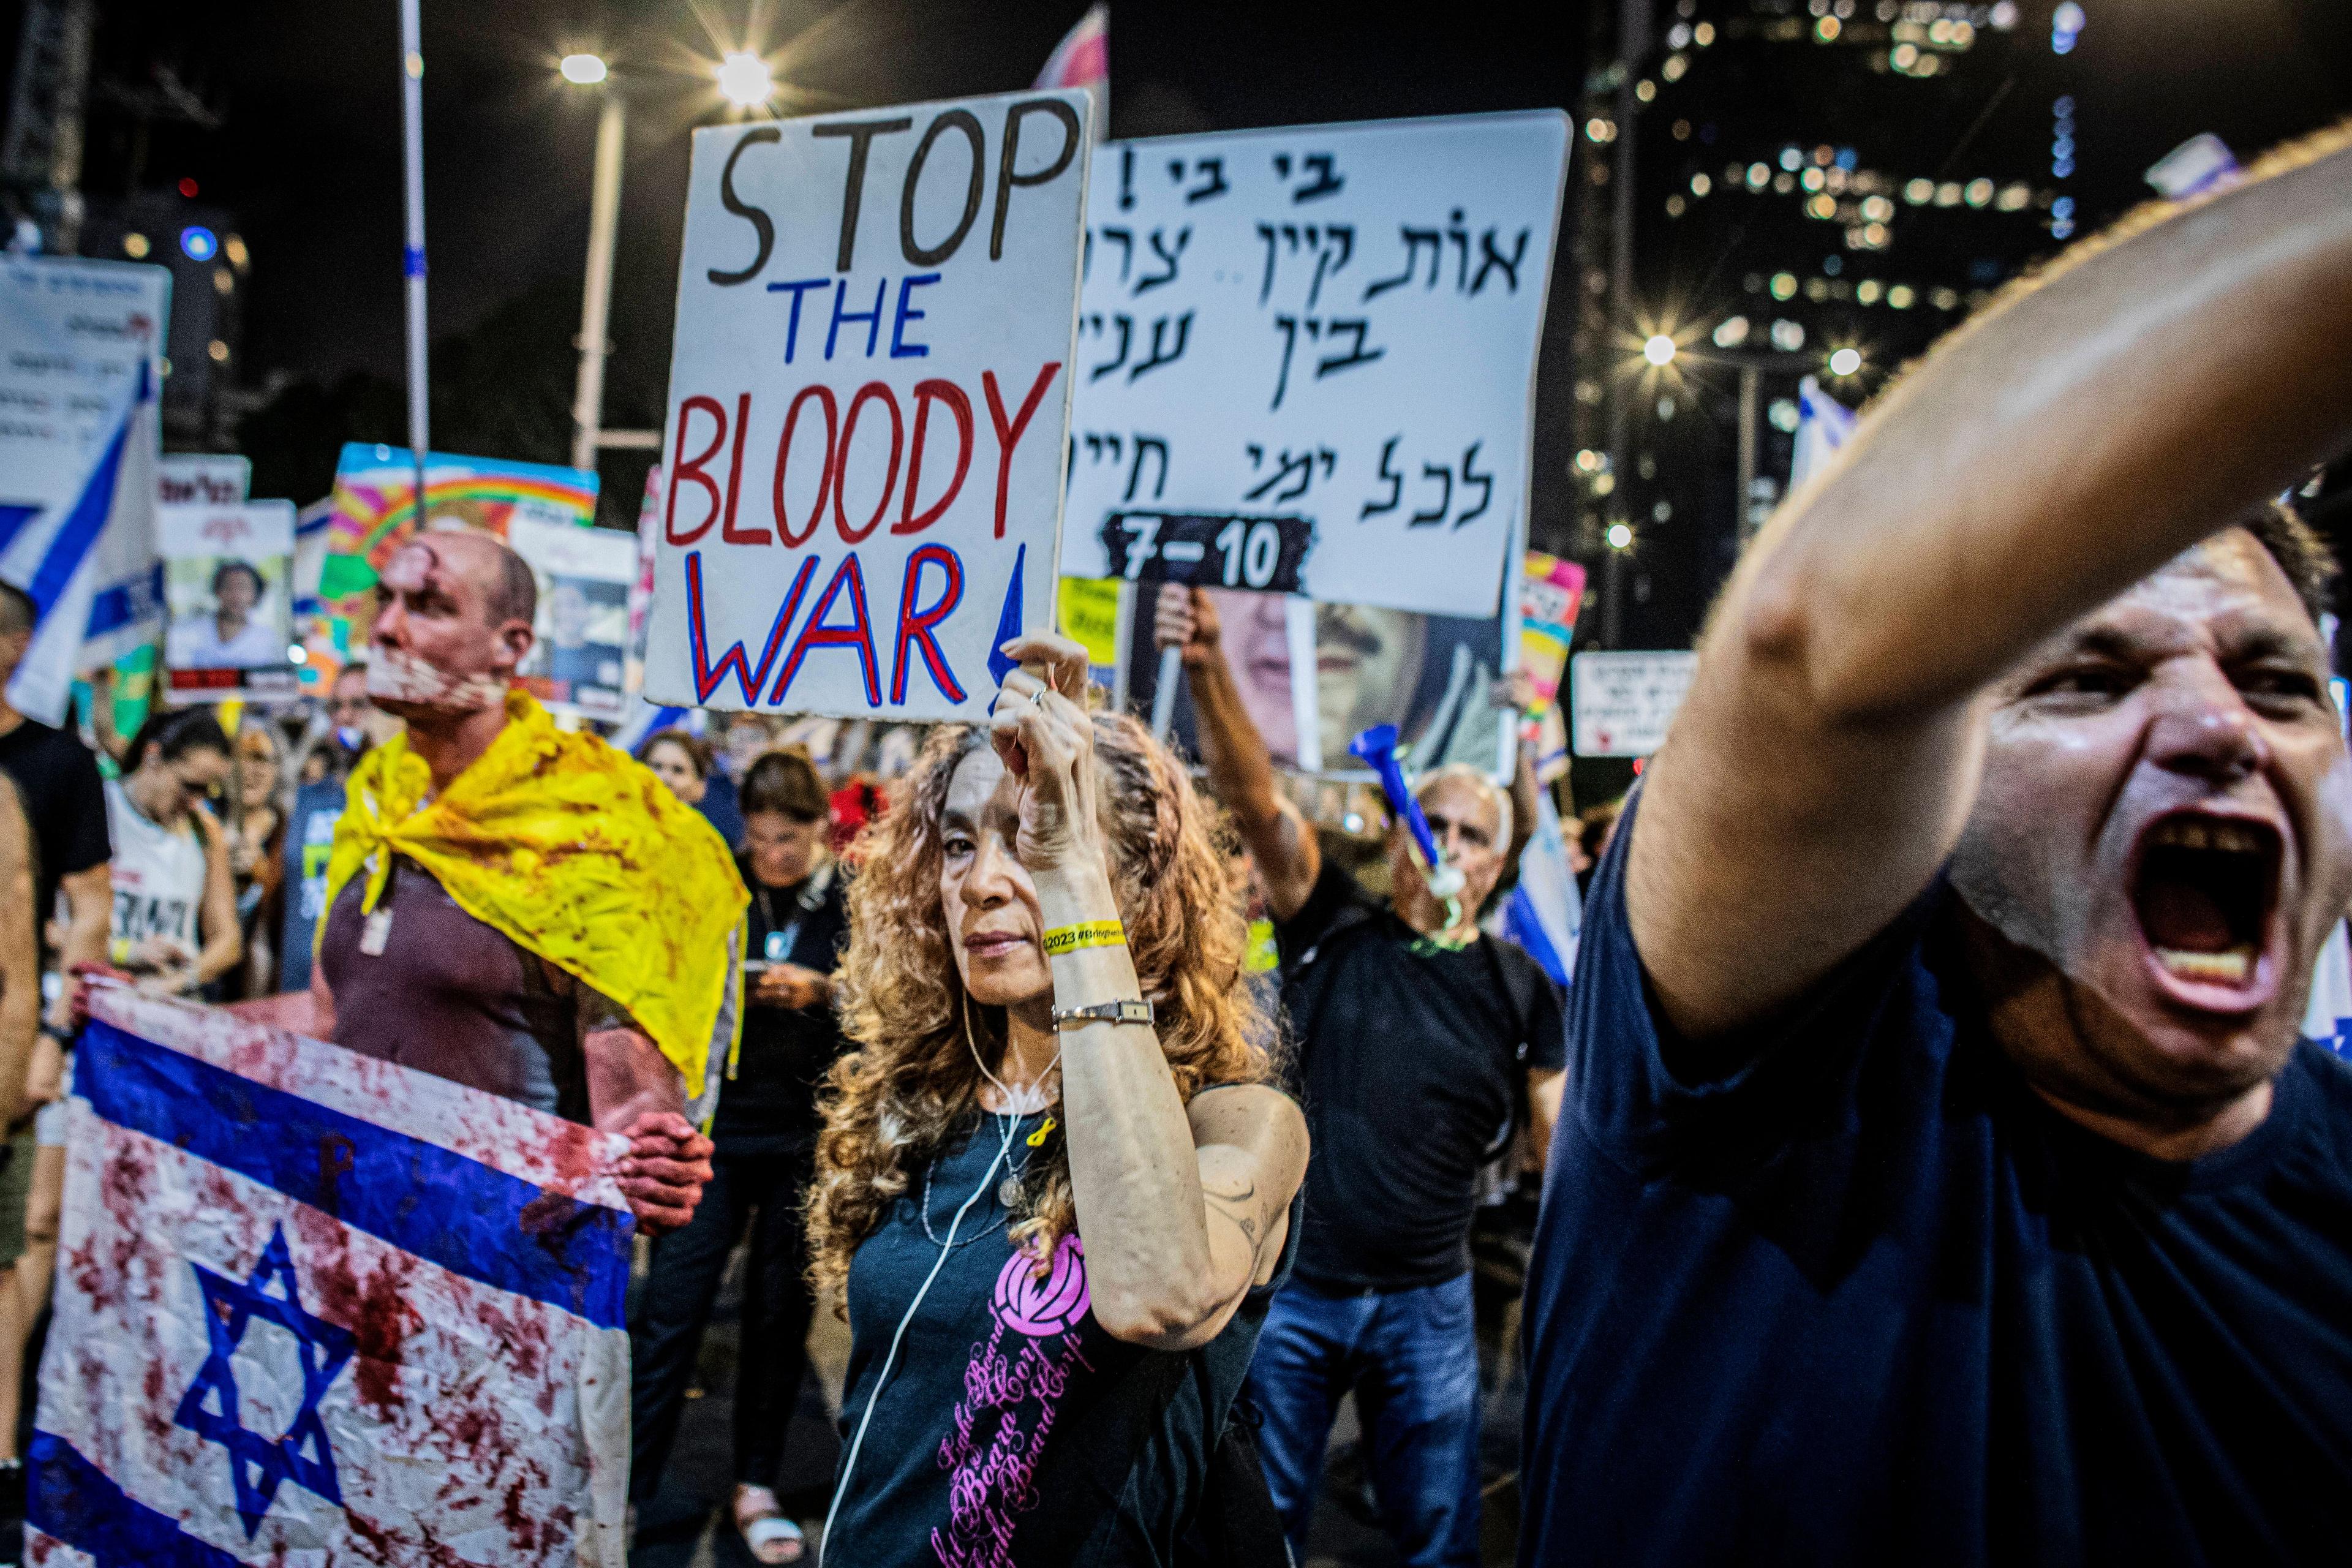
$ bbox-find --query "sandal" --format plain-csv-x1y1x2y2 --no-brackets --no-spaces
733,1485,807,1565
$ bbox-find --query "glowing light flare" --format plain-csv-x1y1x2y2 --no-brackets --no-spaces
1828,347,1863,377
1606,523,1635,551
559,53,608,85
716,51,774,108
1643,335,1677,366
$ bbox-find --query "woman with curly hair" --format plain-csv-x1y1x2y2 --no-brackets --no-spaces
809,633,1309,1567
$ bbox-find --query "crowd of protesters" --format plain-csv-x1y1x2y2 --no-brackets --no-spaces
1,118,2350,1568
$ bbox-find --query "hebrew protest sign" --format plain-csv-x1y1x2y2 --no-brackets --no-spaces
158,454,251,507
161,500,299,702
1570,649,1698,758
1059,111,1568,620
32,989,631,1566
647,89,1093,722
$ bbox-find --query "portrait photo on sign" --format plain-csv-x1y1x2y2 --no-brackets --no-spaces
508,516,637,721
159,500,298,701
1130,586,1513,780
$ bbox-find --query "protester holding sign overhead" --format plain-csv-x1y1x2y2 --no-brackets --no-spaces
1156,582,1562,1567
806,631,1306,1567
1520,127,2352,1564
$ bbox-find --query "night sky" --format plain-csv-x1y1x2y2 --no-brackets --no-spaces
15,0,1583,387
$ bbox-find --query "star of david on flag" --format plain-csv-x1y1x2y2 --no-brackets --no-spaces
29,989,635,1566
175,1226,356,1535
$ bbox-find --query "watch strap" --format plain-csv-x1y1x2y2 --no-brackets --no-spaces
1051,998,1155,1030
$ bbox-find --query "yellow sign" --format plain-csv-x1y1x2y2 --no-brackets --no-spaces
1057,576,1123,668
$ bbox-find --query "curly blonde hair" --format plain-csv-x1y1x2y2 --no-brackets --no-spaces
806,714,1269,1294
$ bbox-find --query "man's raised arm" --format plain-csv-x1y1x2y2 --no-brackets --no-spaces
1155,584,1322,922
1634,126,2352,1041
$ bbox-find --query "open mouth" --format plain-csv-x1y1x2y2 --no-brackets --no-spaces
2130,813,2282,992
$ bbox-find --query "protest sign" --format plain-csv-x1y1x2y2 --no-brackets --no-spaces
510,516,638,721
1129,586,1515,781
0,256,171,724
158,453,251,507
1058,111,1568,620
1570,649,1698,758
646,89,1093,722
161,500,299,701
1520,551,1586,781
316,443,600,658
32,988,631,1566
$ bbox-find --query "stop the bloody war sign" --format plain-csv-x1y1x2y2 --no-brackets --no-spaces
646,89,1093,722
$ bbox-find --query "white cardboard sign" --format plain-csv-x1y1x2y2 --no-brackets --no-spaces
1571,650,1698,758
647,89,1093,720
1058,111,1569,620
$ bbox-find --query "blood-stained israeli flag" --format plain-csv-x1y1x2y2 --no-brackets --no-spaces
28,988,631,1566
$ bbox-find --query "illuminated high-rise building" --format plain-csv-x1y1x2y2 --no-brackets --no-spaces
1573,0,2089,647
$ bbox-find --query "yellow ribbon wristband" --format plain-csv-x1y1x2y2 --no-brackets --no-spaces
1041,919,1127,956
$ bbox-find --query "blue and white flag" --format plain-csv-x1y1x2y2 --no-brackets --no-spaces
31,989,632,1566
2303,921,2352,1058
1498,791,1581,987
0,257,170,726
1787,374,1857,499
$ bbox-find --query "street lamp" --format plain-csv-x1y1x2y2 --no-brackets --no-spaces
716,51,773,110
561,56,627,473
1642,334,1677,366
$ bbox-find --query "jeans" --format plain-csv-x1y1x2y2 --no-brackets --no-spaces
628,1148,818,1504
1244,1273,1482,1568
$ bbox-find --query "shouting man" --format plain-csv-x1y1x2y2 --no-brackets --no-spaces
244,531,748,1235
1519,129,2352,1561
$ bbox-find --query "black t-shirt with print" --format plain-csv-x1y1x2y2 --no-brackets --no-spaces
1275,859,1566,1292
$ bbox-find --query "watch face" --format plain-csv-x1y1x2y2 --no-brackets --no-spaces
764,930,789,962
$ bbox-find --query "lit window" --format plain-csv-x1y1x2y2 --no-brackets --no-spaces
1887,284,1917,308
1691,172,1713,197
1856,279,1882,304
1964,178,1995,208
1935,181,1962,206
1904,177,1934,204
1694,21,1716,43
1635,79,1657,103
1713,315,1751,347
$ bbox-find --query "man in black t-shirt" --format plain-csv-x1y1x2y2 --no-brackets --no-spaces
0,585,111,977
1159,586,1564,1568
1521,129,2352,1566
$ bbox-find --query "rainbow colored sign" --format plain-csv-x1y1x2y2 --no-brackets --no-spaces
312,445,599,675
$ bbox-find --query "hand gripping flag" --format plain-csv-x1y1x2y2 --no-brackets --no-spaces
29,988,632,1566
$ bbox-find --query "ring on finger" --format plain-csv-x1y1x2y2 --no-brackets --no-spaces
1031,686,1049,709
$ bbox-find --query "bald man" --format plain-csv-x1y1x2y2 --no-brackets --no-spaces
246,532,726,1234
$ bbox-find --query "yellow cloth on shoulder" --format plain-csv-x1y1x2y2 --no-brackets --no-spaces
321,691,748,1098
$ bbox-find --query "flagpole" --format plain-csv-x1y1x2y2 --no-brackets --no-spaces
398,0,431,523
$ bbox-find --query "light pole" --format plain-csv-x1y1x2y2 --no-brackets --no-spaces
399,0,430,516
562,55,625,476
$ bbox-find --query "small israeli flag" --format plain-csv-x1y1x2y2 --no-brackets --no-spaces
0,363,164,727
30,989,632,1565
